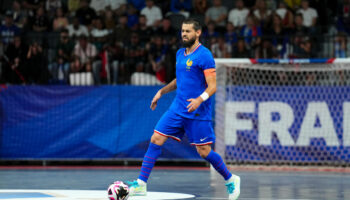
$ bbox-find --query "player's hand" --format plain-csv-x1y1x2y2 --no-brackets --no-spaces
187,97,203,112
150,90,162,110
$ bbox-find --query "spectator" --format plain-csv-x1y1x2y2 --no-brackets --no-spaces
0,11,21,45
155,0,172,15
337,0,350,34
148,35,170,83
91,18,109,40
140,0,163,28
91,18,109,52
297,0,318,28
104,9,116,31
23,0,44,12
108,0,127,14
123,32,146,83
11,1,29,29
155,18,177,44
128,0,146,11
309,0,327,32
293,13,309,35
67,16,89,39
290,33,306,58
253,0,272,29
32,6,49,32
90,0,126,15
255,39,278,59
240,15,262,52
284,0,301,10
300,39,316,58
268,14,289,58
108,40,125,84
232,39,250,58
224,22,238,45
52,7,69,32
89,0,127,15
137,15,154,43
170,0,192,17
127,4,139,29
275,1,294,30
46,0,62,13
90,0,108,15
3,36,28,84
291,36,316,58
75,0,97,26
71,35,99,82
193,0,208,15
205,0,227,30
228,0,249,29
334,32,347,58
201,21,219,47
26,42,47,84
265,0,277,10
68,0,80,12
48,29,74,82
211,37,232,58
112,15,131,42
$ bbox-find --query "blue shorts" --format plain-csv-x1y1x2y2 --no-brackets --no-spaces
154,110,215,146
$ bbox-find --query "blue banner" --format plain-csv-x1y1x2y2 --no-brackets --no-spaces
0,86,201,160
225,86,350,163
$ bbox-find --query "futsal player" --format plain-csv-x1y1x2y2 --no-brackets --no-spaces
126,19,241,200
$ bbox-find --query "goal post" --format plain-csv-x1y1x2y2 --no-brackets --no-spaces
214,58,350,166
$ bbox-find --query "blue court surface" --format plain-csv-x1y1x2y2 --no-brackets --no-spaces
0,166,350,200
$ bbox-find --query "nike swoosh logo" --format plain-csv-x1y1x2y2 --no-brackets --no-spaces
200,137,208,142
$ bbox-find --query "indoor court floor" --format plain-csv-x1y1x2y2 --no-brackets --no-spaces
0,166,350,200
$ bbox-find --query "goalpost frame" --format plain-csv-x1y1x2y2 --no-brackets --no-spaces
214,58,350,167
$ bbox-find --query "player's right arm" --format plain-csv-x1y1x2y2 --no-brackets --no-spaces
150,78,177,110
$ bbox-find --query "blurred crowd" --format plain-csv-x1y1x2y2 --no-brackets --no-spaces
0,0,348,85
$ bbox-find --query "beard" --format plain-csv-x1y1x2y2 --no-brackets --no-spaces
182,37,196,48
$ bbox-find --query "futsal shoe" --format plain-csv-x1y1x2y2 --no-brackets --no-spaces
127,179,147,196
225,174,240,200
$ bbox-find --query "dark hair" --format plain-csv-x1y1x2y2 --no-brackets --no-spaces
61,29,69,34
182,18,202,31
295,13,303,19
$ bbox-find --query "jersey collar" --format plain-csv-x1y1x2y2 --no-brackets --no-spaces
184,43,201,56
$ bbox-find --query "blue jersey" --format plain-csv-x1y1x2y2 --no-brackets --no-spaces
169,44,215,120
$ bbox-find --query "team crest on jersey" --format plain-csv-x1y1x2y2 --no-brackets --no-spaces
186,59,193,71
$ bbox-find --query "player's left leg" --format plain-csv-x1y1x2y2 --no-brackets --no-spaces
186,119,240,200
196,145,240,200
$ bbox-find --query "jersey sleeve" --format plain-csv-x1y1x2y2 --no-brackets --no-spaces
200,50,216,70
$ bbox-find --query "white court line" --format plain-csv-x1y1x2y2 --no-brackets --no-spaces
196,198,313,200
0,190,195,200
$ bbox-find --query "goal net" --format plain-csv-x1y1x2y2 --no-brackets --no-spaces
215,58,350,166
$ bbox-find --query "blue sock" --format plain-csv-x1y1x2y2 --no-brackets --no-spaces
138,143,162,183
205,150,232,181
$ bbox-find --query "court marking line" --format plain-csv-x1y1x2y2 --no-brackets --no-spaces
0,190,195,200
196,198,314,200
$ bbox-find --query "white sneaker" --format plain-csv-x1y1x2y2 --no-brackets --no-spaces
127,179,147,196
225,174,240,200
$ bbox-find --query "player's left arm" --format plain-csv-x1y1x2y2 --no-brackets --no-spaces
187,68,216,112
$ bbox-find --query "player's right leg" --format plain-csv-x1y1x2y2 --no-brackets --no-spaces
128,110,184,196
128,133,167,196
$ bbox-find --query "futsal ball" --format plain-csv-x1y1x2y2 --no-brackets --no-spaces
107,181,129,200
